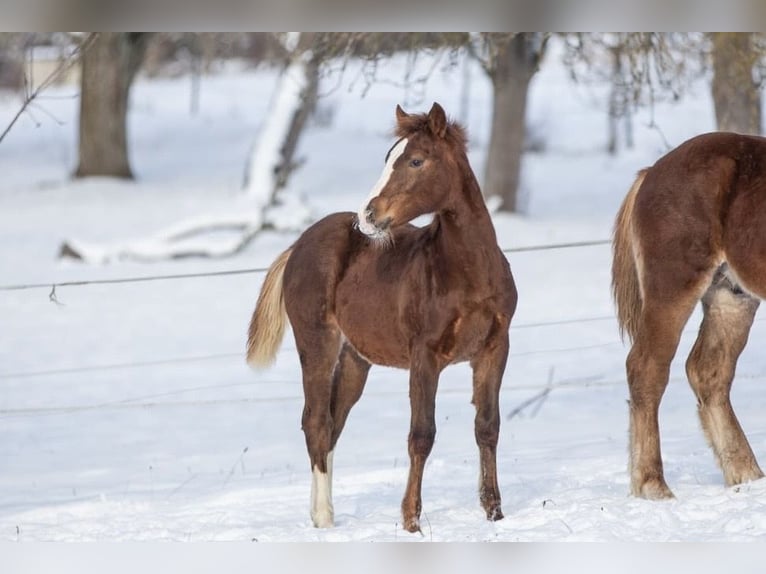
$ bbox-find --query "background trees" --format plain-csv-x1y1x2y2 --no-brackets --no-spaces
74,33,151,179
564,32,764,152
1,32,764,246
469,33,548,212
711,32,762,134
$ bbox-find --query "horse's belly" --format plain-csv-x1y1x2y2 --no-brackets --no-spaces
335,282,410,368
336,310,410,368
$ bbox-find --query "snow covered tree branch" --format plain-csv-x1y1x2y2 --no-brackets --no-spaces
61,32,316,264
59,194,311,263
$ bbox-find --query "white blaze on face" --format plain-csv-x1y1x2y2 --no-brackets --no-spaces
310,450,334,528
356,138,408,236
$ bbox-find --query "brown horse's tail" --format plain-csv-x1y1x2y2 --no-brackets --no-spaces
612,169,647,343
246,248,292,368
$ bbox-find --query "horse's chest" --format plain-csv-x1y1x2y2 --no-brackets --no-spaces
334,253,509,368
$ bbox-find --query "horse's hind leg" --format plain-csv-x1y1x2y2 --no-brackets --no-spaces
295,325,342,528
685,276,764,486
628,286,705,499
470,323,509,522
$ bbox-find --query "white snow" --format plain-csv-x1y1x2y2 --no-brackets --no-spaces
2,40,766,544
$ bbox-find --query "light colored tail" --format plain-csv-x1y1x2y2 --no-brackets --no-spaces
612,169,647,343
246,248,292,368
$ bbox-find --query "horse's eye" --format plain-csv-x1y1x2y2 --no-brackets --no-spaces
410,159,423,168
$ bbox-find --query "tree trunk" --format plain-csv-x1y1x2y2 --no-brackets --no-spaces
75,33,149,179
711,32,762,134
273,56,319,191
243,32,319,204
484,34,543,213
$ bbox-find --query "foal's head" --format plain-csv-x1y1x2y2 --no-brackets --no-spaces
356,102,468,243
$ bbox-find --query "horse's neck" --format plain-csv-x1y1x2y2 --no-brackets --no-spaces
431,169,501,272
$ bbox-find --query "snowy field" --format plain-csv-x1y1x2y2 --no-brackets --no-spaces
2,43,766,543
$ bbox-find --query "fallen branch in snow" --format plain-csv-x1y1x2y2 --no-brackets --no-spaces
507,367,555,420
59,195,311,264
222,446,249,489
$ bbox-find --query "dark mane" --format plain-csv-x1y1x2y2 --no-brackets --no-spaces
395,113,468,153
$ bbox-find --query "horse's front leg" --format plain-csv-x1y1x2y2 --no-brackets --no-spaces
471,325,509,521
401,349,442,533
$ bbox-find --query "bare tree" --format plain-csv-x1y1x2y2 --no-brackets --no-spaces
469,33,548,213
0,34,97,145
243,32,320,203
562,33,716,155
0,33,24,90
711,33,762,134
74,33,150,179
605,37,634,154
562,33,765,145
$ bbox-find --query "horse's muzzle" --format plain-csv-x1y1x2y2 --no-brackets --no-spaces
364,205,392,232
356,201,393,241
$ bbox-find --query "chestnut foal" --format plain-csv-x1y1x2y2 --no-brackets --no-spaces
613,132,766,499
247,103,517,531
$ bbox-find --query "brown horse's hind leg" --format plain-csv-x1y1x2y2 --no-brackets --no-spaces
628,289,704,499
330,343,371,450
401,348,442,533
470,325,509,522
295,325,343,528
686,278,764,486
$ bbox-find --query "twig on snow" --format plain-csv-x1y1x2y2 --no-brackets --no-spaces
222,446,249,488
507,366,555,420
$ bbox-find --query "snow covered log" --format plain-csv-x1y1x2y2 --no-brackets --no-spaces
59,194,311,264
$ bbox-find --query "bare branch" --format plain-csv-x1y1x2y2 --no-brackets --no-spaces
0,33,98,145
507,367,555,420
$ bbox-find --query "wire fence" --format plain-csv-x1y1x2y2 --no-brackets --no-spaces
0,238,612,293
3,235,741,421
0,337,625,382
0,237,619,380
4,369,766,421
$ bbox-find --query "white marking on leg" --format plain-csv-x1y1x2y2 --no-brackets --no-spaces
356,138,408,237
310,450,334,528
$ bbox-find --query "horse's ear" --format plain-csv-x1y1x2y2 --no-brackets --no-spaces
395,104,409,122
428,102,447,138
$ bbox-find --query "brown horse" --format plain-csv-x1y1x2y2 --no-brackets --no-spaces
246,103,517,532
613,131,766,499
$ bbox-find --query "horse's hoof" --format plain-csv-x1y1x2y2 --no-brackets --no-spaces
724,465,765,487
402,516,421,533
633,478,675,500
311,510,335,528
486,506,504,521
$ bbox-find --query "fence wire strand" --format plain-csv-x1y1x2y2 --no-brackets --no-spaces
0,238,611,293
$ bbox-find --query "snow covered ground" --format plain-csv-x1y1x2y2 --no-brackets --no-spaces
2,43,766,543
